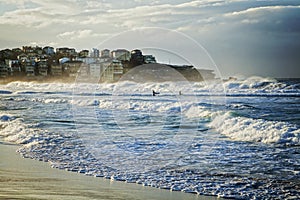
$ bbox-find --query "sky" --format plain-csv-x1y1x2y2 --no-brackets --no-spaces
0,0,300,78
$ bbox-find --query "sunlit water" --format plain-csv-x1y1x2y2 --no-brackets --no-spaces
0,77,299,199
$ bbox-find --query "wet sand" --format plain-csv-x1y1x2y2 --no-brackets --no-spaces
0,141,218,200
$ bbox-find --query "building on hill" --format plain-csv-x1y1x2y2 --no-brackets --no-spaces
101,62,114,82
0,49,13,61
22,46,34,54
130,49,143,66
89,62,101,79
12,48,22,53
37,60,48,76
22,46,43,55
98,59,123,82
24,60,36,76
91,48,100,58
78,63,89,77
50,65,63,76
111,49,130,61
17,53,28,62
56,47,77,58
62,60,83,77
79,50,89,58
112,60,123,82
6,59,21,76
0,63,9,78
43,46,55,55
101,49,110,58
143,55,156,64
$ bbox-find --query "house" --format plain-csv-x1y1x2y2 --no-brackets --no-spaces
101,49,110,58
143,55,156,64
79,50,89,58
37,60,48,76
130,49,143,66
22,46,34,54
24,60,36,76
35,46,43,55
22,46,43,56
100,60,123,82
56,47,77,58
0,49,13,61
62,60,83,77
101,62,114,82
91,48,100,58
50,65,63,76
89,62,101,79
112,60,123,82
0,63,9,78
12,48,22,54
111,49,130,61
17,53,28,62
43,46,55,55
6,59,21,76
78,63,89,77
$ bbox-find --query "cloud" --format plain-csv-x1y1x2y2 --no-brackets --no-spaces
57,29,101,40
224,5,300,33
225,5,300,16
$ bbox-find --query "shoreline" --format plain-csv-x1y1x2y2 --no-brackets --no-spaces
0,141,218,200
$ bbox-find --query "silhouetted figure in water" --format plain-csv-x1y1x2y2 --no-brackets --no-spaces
152,90,160,96
179,91,182,95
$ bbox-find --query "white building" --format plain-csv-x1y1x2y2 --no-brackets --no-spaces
89,62,101,79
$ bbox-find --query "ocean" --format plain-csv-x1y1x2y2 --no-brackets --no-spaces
0,77,299,199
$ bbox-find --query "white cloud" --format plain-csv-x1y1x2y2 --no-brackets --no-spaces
223,5,300,32
56,29,106,41
225,5,300,17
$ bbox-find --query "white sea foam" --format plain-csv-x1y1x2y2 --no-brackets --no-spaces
1,77,299,97
224,76,300,95
0,117,32,144
43,98,68,104
1,78,299,147
209,111,300,145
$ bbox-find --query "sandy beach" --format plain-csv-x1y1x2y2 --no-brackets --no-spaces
0,141,217,200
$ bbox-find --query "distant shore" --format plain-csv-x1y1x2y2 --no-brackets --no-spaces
0,141,217,200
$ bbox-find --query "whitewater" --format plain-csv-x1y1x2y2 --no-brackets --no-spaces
0,77,299,199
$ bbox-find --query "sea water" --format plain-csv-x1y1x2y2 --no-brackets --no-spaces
0,77,299,199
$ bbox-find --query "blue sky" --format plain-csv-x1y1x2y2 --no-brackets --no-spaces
0,0,300,78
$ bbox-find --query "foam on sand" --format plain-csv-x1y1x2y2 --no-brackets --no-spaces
0,141,207,200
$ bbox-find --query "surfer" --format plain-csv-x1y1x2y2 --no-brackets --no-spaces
152,90,160,96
